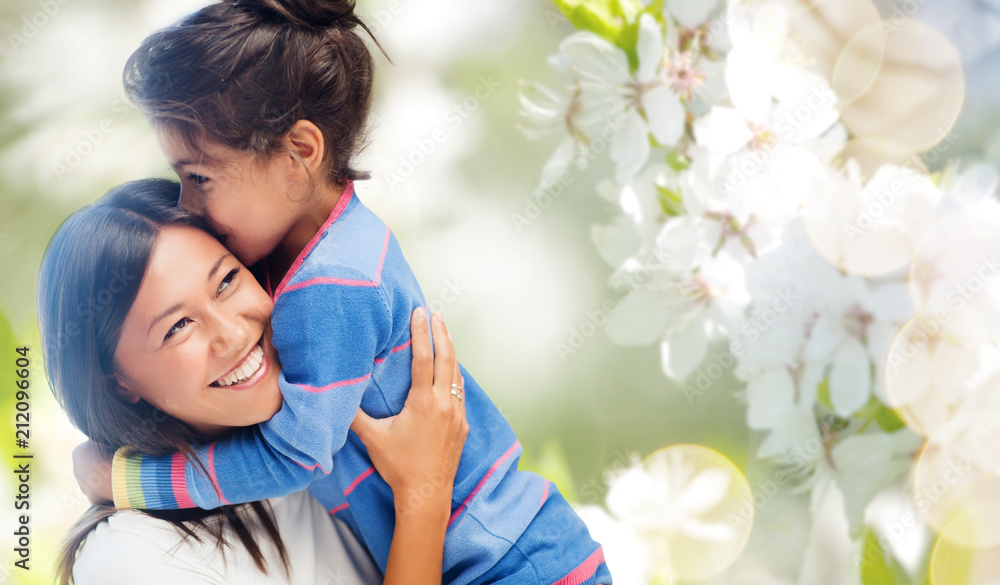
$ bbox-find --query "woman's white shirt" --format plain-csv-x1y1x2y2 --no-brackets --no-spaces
73,491,382,584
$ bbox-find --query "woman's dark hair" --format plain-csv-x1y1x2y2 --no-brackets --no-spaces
38,179,289,584
124,0,384,187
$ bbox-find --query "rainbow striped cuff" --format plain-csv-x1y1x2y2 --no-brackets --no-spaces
111,447,195,510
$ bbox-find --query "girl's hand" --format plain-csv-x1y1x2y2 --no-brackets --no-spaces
349,308,469,516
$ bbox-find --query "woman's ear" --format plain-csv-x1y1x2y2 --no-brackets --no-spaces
112,375,141,405
284,120,326,177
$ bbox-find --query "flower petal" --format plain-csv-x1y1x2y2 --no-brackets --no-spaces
668,0,719,29
829,338,872,417
745,368,796,430
636,14,664,83
679,468,731,515
693,106,753,154
611,110,651,183
642,85,685,147
536,137,576,195
661,316,709,381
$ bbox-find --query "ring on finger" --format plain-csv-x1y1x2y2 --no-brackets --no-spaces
450,385,464,400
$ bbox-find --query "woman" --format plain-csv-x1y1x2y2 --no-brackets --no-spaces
38,178,468,584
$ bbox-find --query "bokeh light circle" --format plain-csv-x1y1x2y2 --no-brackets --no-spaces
835,19,964,155
636,444,753,583
914,411,1000,547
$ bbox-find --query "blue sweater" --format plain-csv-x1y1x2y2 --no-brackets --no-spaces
111,183,607,583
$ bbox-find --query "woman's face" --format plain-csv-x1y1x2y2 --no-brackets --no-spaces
114,225,283,438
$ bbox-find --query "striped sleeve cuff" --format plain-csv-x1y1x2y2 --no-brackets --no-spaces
111,447,195,510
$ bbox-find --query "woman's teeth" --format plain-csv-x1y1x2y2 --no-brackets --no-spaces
215,345,264,387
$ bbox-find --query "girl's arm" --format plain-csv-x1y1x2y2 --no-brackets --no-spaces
350,310,468,585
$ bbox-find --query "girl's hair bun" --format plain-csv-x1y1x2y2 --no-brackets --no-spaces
233,0,362,30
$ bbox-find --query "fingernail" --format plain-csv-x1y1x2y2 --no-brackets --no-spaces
433,311,443,322
414,307,425,320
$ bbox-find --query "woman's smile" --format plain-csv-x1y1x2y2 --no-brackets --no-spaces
211,337,267,388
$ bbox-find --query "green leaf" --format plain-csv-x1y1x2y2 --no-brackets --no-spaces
553,0,628,40
817,378,832,410
874,405,906,432
665,149,691,172
656,184,685,217
552,0,646,69
860,528,909,585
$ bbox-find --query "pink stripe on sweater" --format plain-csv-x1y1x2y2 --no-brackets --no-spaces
298,372,372,393
207,443,230,506
344,466,375,496
272,182,355,301
374,226,390,284
276,225,392,296
540,479,551,510
374,339,412,364
171,453,195,508
329,502,349,514
448,440,521,527
551,548,606,585
292,458,332,474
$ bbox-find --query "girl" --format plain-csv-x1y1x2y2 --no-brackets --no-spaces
80,1,610,582
40,178,468,584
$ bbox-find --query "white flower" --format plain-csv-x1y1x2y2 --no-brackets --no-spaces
807,429,924,538
560,14,685,182
803,161,941,277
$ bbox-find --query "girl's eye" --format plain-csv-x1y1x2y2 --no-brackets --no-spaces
188,173,209,187
218,268,239,295
165,318,191,341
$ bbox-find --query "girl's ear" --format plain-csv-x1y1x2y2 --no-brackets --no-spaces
285,120,326,176
112,375,142,405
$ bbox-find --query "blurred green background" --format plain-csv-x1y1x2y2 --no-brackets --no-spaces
1,0,999,582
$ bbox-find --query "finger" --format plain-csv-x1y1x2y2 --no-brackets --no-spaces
349,408,378,444
431,312,456,391
453,363,468,423
451,355,466,407
409,307,433,396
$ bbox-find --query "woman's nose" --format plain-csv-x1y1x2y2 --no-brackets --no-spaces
208,314,248,357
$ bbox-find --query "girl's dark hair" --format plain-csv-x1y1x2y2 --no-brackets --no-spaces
38,179,289,584
124,0,384,187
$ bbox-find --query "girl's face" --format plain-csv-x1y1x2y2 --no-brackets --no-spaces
114,225,283,438
157,126,308,267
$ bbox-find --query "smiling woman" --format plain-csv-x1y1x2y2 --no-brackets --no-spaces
37,178,468,584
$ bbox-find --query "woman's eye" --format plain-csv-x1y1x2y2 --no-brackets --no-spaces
218,268,239,294
188,173,209,187
165,318,191,340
